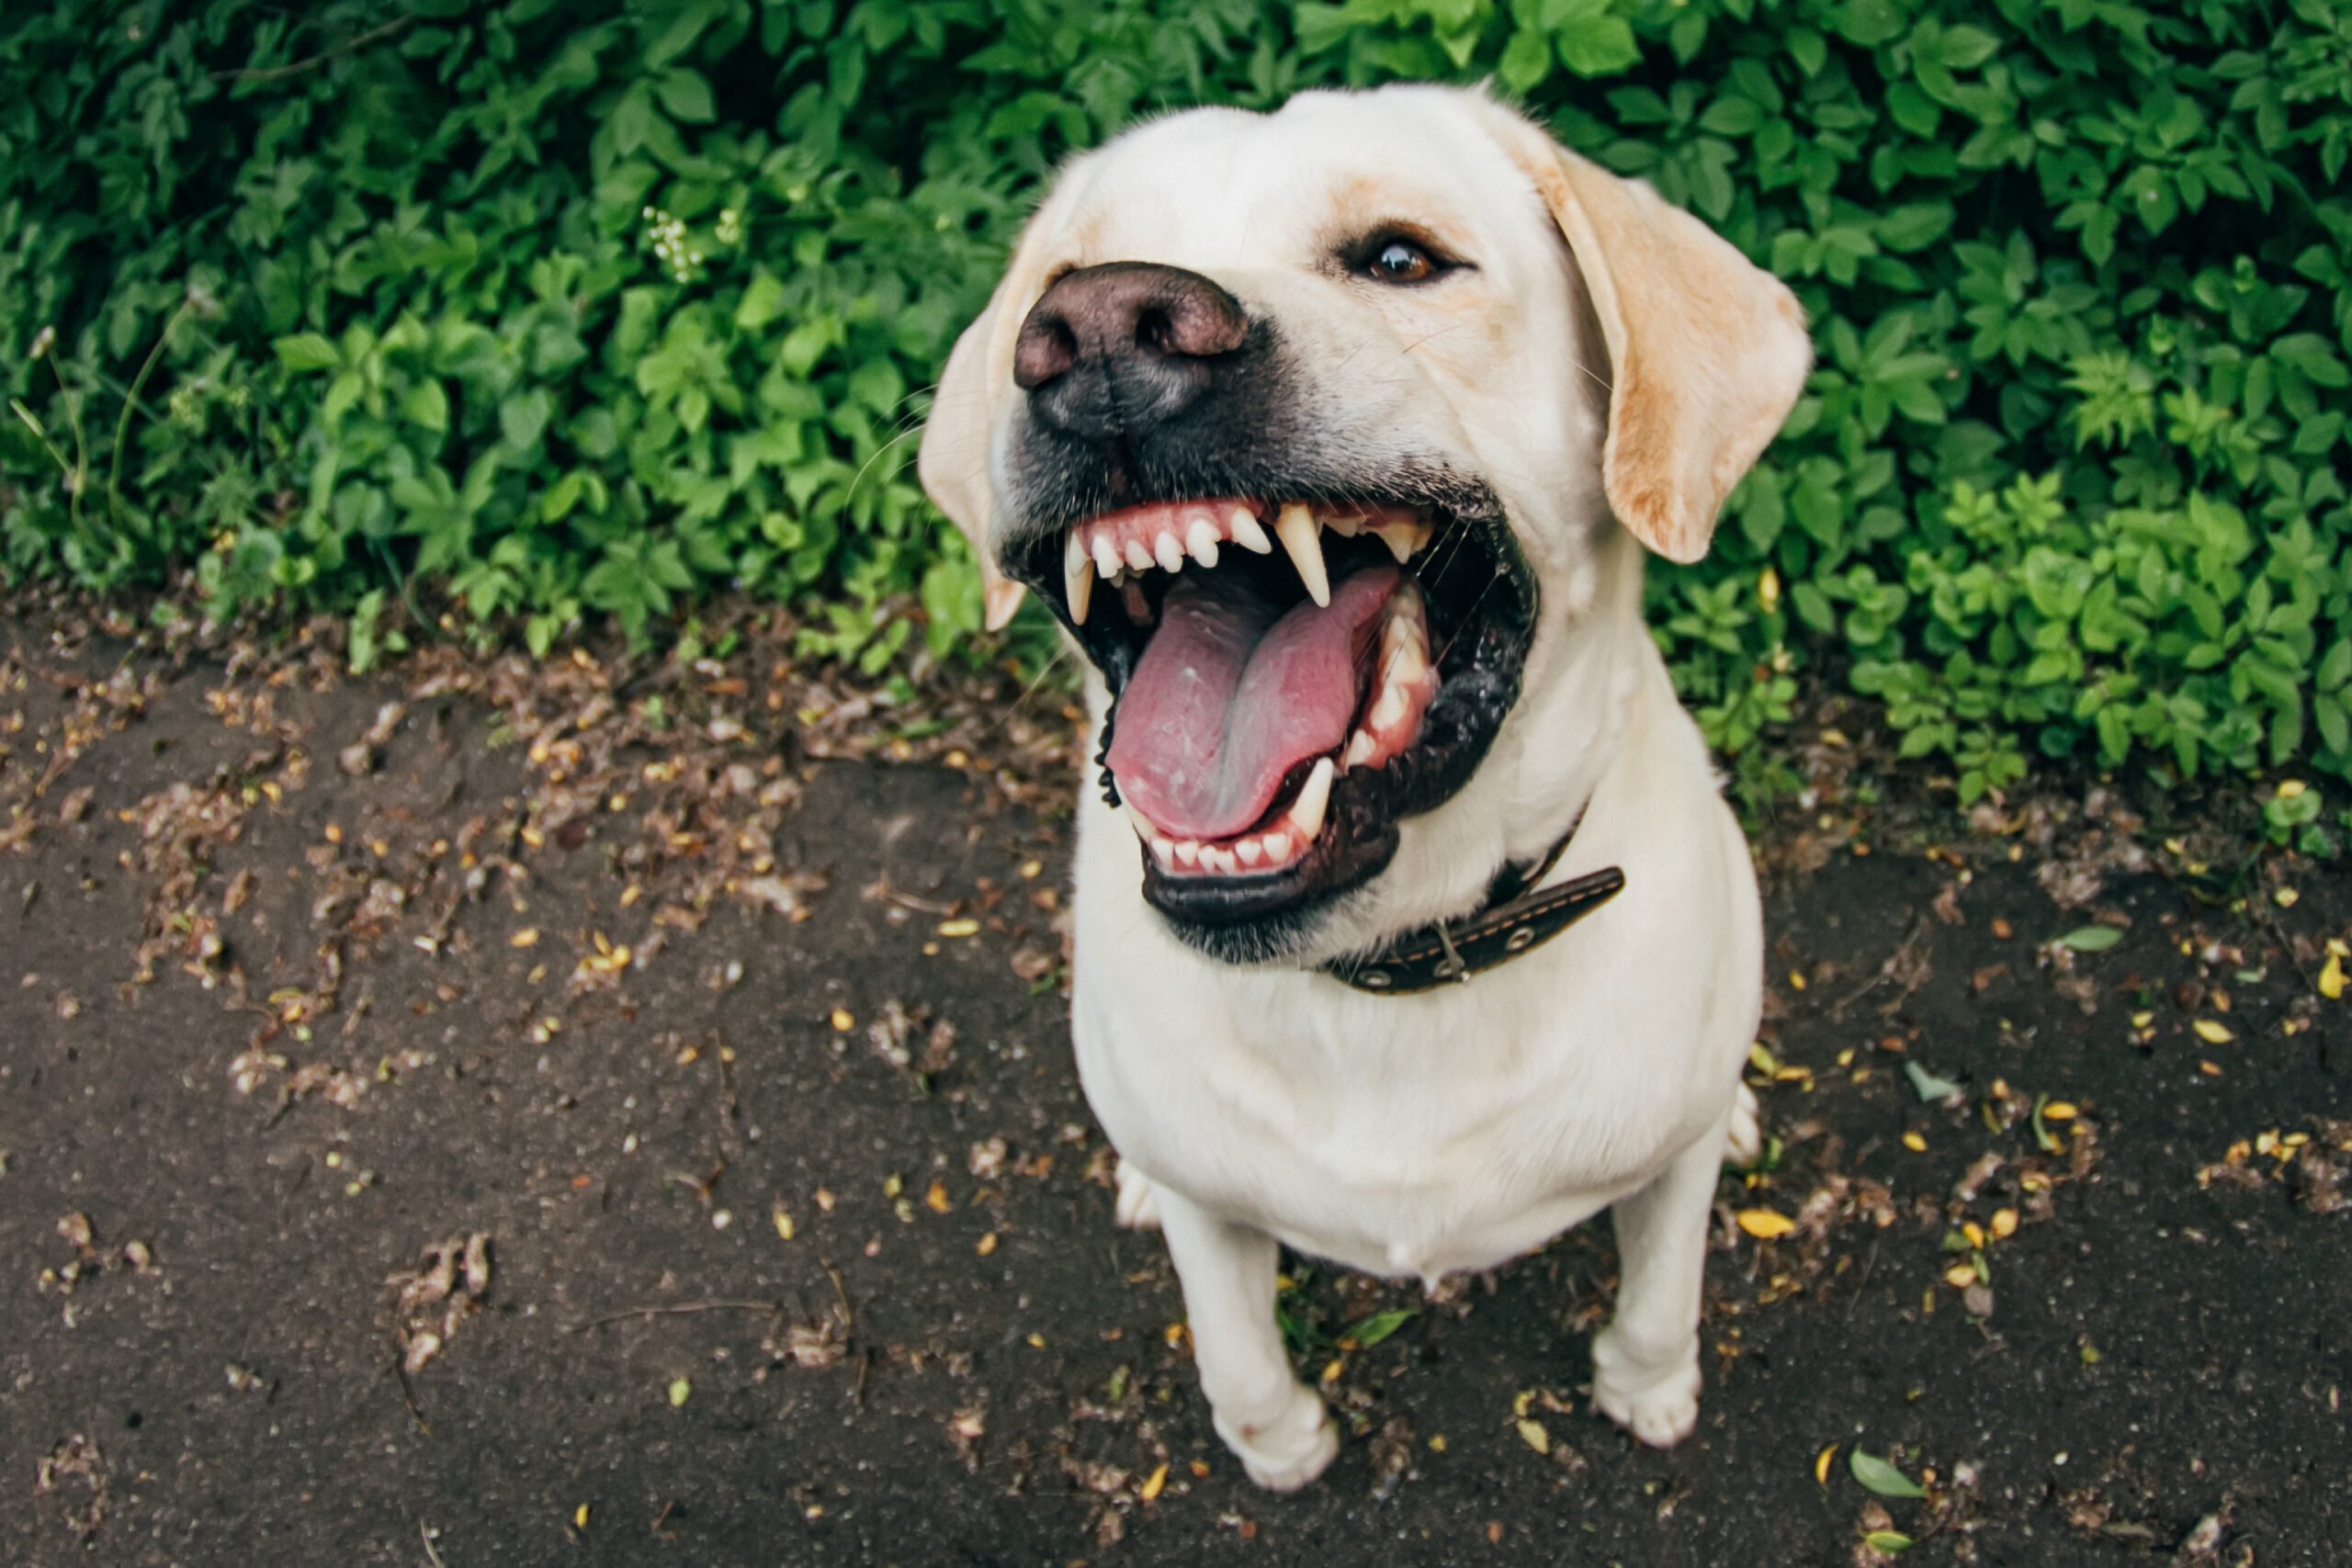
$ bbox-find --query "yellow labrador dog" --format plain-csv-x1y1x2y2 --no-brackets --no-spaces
920,85,1806,1490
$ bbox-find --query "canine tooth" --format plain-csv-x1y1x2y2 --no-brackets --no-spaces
1374,522,1429,563
1228,508,1273,554
1260,830,1291,864
1124,537,1156,573
1185,520,1221,568
1342,730,1377,771
1172,840,1200,868
1125,804,1158,845
1289,756,1335,841
1235,837,1263,867
1272,503,1330,607
1368,680,1408,732
1064,533,1094,625
1092,535,1122,580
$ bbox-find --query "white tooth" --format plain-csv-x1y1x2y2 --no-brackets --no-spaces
1273,503,1329,607
1124,537,1156,573
1228,508,1273,554
1201,846,1233,876
1342,730,1377,771
1185,521,1221,568
1236,837,1263,867
1260,830,1291,864
1375,522,1428,563
1385,636,1429,686
1323,513,1361,537
1173,840,1200,868
1369,681,1408,732
1092,536,1122,580
1153,531,1184,573
1288,756,1335,841
1065,533,1094,626
1125,804,1157,844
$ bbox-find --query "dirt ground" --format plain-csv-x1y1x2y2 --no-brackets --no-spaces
4,607,2349,1568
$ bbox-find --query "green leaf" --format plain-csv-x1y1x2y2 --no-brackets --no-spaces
1935,26,1998,69
2056,926,2122,953
1557,17,1639,77
656,68,716,124
1864,1531,1915,1554
1345,1309,1416,1347
273,333,340,372
1498,28,1552,94
1836,0,1907,48
736,270,788,332
1903,1061,1965,1101
1850,1449,1928,1499
501,389,551,453
401,380,450,434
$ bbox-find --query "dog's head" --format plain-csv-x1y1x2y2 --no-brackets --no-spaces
920,85,1807,964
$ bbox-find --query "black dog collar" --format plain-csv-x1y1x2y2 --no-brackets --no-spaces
1319,824,1623,995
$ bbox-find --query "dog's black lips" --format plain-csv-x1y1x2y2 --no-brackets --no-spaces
1001,457,1539,964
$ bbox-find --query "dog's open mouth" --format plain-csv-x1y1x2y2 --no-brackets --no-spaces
1007,484,1537,936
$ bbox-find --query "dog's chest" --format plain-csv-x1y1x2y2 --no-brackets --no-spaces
1075,968,1708,1280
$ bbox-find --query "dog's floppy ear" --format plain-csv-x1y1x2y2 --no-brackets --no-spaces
919,275,1029,632
1475,102,1810,563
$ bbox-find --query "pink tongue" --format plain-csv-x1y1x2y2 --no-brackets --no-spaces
1107,566,1401,840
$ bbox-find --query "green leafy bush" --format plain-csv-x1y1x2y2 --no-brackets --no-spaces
3,0,2349,816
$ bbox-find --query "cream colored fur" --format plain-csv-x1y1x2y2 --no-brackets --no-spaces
920,84,1806,1490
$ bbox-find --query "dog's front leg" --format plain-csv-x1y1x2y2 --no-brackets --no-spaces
1589,1106,1733,1448
1154,1186,1339,1491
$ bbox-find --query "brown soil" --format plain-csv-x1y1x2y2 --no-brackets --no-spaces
3,607,2347,1567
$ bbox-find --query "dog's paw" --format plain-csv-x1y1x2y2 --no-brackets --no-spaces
1112,1159,1162,1231
1215,1384,1340,1492
1589,1327,1702,1449
1724,1082,1763,1168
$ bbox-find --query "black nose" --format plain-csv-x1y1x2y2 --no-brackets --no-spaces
1012,263,1249,440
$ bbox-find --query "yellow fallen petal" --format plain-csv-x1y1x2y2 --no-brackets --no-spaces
1516,1418,1550,1454
2193,1019,2234,1044
1901,1131,1928,1153
574,1505,590,1529
1944,1263,1979,1288
1736,1209,1798,1240
511,928,540,948
2321,953,2345,1002
1990,1208,2018,1239
1139,1463,1168,1503
1815,1443,1838,1485
2041,1101,2078,1121
937,918,980,938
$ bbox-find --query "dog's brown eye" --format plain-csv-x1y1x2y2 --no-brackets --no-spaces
1369,239,1436,284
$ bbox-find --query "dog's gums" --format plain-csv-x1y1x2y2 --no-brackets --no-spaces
1002,485,1534,945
